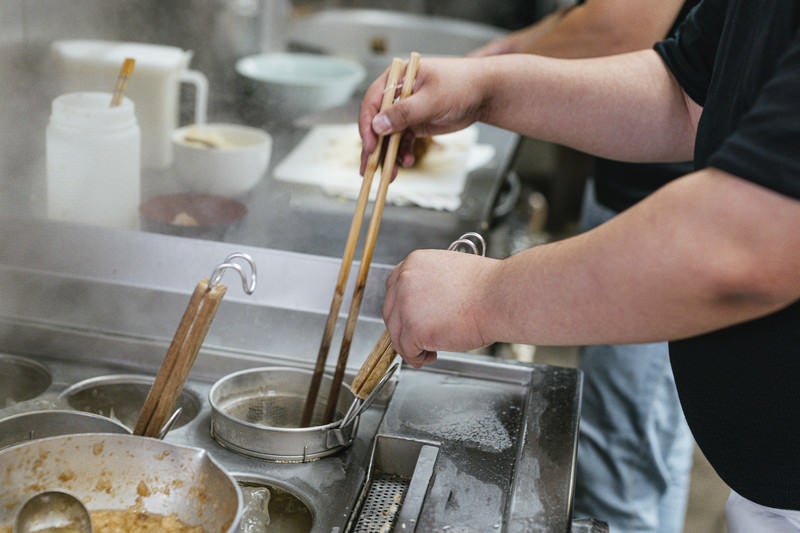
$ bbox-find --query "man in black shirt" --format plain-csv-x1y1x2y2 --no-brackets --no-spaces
358,0,800,529
471,2,699,531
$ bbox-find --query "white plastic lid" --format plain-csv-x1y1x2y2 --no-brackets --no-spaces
51,39,191,70
50,92,138,133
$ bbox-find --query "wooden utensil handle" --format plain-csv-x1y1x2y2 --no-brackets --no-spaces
134,280,226,437
351,329,396,400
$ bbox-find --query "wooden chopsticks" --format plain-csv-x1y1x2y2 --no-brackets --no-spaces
302,52,420,426
133,279,226,437
349,329,396,400
300,57,404,426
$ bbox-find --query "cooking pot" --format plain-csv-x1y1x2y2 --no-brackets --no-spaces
0,353,51,405
58,373,202,431
0,409,129,450
209,367,363,463
0,433,241,532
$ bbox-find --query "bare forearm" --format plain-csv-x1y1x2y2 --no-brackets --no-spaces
476,51,696,162
381,169,800,363
526,0,684,58
480,169,800,346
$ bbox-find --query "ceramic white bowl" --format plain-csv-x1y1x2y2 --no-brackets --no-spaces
236,52,366,122
171,123,272,197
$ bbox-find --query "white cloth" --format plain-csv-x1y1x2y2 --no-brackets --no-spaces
726,490,800,533
273,124,495,211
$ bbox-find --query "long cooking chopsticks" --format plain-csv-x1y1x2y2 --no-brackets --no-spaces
302,52,420,426
299,58,404,426
322,52,421,423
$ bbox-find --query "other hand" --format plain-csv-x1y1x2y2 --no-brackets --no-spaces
358,57,489,176
383,249,500,367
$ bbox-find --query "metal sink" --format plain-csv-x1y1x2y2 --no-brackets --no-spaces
288,8,507,85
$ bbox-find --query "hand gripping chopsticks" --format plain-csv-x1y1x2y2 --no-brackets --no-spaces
302,52,421,426
133,253,256,438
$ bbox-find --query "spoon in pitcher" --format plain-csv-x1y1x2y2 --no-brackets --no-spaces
14,490,92,533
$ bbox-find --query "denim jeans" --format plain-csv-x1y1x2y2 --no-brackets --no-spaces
572,182,694,533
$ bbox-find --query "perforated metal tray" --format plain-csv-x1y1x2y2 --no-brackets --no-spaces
349,434,440,532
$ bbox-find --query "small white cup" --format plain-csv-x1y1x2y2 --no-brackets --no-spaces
171,123,272,197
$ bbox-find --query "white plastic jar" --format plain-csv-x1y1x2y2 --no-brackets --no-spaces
46,92,141,230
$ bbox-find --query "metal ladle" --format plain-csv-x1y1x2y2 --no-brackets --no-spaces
14,490,92,533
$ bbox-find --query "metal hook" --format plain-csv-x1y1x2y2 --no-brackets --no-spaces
156,407,183,440
339,361,401,431
447,232,486,257
207,252,257,294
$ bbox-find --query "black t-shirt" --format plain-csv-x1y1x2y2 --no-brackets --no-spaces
656,0,800,509
592,0,701,212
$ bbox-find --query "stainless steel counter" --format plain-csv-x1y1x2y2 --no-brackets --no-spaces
143,102,520,265
0,216,581,532
0,341,580,532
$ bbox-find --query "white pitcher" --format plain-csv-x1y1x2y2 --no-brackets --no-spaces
51,39,208,170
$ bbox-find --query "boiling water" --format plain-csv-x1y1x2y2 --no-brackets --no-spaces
224,394,339,428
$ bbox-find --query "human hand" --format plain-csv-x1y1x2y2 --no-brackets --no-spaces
382,249,500,368
358,57,488,177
